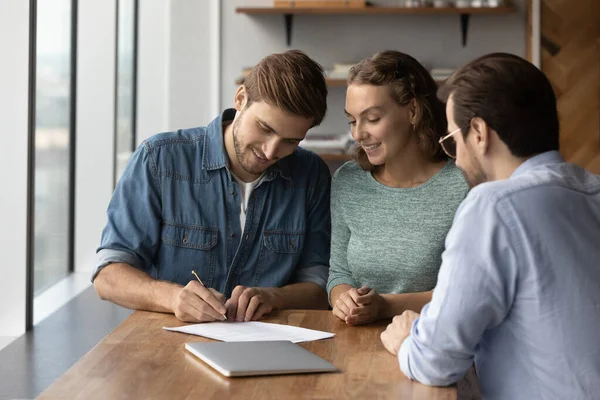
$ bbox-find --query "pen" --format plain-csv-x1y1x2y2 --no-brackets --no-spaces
191,270,227,320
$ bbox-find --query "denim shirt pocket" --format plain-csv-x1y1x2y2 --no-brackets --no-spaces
255,231,305,286
160,222,218,286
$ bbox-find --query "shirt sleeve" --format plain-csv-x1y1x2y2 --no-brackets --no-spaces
291,157,332,291
92,141,163,282
398,190,519,386
326,168,358,300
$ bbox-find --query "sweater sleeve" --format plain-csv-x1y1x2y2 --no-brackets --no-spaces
326,166,358,300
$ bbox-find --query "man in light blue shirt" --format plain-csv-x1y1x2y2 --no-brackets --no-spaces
381,53,600,399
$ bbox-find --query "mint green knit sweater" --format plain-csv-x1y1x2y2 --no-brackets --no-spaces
326,161,468,295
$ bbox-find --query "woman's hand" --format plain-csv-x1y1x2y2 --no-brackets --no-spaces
332,286,385,325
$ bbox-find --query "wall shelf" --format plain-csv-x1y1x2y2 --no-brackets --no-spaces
236,5,517,47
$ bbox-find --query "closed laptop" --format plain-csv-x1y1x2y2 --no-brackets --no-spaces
185,340,339,377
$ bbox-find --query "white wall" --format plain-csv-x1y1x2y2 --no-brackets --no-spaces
136,0,221,140
221,0,527,135
136,0,171,144
168,0,221,130
0,0,30,336
74,0,117,274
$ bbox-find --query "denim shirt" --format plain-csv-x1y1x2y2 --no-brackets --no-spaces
93,109,331,297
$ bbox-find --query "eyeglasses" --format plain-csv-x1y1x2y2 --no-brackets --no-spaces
439,128,461,159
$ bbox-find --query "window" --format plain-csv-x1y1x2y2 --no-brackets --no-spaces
114,0,138,185
33,0,76,295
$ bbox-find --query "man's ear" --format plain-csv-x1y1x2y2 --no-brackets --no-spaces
234,85,248,111
470,117,491,156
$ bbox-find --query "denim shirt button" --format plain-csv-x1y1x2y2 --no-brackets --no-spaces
229,232,235,238
231,190,236,196
183,236,189,244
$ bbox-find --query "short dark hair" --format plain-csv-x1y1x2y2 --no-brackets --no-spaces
438,52,559,157
244,50,328,127
348,50,448,171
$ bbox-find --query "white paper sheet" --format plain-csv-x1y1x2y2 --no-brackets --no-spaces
163,321,334,343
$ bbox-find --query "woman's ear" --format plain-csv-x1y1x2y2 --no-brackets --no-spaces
408,98,421,126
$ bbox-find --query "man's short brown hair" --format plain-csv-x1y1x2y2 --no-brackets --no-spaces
437,52,559,157
244,50,328,127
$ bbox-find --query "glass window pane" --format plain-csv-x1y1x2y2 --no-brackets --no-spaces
115,0,136,183
34,0,72,295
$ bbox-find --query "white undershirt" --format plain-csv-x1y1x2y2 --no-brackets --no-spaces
231,172,264,232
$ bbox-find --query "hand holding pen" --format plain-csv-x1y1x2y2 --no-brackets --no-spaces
170,270,228,323
191,270,228,320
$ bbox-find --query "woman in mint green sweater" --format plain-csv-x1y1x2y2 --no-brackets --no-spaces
328,51,468,325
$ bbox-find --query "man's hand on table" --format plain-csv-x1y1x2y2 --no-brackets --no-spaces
226,285,278,322
381,310,420,355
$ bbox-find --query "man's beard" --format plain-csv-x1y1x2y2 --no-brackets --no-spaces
232,113,266,176
459,153,488,189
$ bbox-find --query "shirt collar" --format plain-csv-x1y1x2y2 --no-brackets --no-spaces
202,108,292,181
269,156,292,181
511,150,564,178
202,109,234,171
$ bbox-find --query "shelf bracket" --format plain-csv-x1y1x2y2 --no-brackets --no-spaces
459,13,470,47
284,14,293,46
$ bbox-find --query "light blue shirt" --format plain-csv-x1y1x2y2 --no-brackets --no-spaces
399,151,600,399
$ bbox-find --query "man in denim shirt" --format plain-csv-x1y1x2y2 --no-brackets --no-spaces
93,50,331,323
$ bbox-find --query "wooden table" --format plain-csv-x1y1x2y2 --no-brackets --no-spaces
38,310,456,399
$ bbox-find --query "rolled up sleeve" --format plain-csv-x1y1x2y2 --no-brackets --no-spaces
292,264,329,290
91,249,144,282
93,141,163,282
